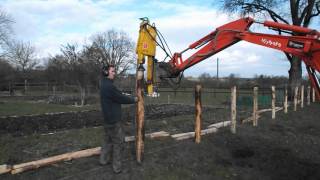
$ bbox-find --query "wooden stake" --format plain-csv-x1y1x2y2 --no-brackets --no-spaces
312,87,316,103
257,107,283,114
172,122,232,141
11,147,101,174
135,66,145,163
284,87,288,113
307,86,311,105
242,107,283,123
230,86,237,134
125,131,170,142
207,121,231,129
301,85,304,108
194,84,202,143
173,121,232,141
253,87,258,126
257,109,271,113
172,128,218,141
271,86,276,119
241,115,261,123
294,86,298,111
275,107,284,112
24,79,27,93
0,164,11,174
53,85,56,95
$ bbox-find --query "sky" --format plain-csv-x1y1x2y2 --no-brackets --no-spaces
1,0,314,78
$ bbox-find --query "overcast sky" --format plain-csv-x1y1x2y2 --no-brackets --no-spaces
2,0,313,77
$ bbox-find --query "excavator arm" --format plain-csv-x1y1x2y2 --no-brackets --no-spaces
158,17,320,100
136,17,320,100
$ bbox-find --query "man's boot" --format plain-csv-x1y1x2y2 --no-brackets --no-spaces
113,144,122,173
99,153,111,166
99,144,111,166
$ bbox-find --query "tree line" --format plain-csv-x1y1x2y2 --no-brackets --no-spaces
0,9,136,96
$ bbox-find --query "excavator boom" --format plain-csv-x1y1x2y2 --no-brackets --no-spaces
136,17,320,100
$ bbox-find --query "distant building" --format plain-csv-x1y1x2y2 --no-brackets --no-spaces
185,76,200,82
35,65,45,70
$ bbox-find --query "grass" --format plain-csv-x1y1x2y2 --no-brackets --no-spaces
0,101,100,117
0,126,104,164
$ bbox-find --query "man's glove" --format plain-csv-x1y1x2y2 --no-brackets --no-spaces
134,97,139,103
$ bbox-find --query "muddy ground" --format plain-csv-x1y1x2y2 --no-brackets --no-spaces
0,104,217,136
1,103,320,180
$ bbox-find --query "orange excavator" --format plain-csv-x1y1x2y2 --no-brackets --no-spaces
136,17,320,100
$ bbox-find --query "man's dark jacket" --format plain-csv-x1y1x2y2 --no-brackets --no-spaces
100,77,135,125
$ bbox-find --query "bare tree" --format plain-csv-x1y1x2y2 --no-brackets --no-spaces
60,43,89,106
0,58,14,92
87,29,135,76
46,54,68,85
221,0,320,98
0,9,13,57
228,73,239,87
6,40,38,72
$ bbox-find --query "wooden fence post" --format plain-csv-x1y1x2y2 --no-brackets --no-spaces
195,85,202,143
307,86,311,105
136,66,145,163
271,86,276,119
312,88,315,103
24,79,27,93
294,86,298,111
231,86,237,134
53,86,56,95
301,85,304,108
253,87,258,126
284,87,288,114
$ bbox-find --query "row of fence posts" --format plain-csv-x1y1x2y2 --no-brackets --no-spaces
231,85,315,133
195,85,317,141
134,84,317,162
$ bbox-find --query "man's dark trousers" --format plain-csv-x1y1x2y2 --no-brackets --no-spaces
100,122,123,172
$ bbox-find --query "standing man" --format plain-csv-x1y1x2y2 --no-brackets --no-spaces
100,64,137,173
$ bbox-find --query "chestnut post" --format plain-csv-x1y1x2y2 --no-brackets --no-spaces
11,147,101,174
24,79,27,93
135,65,145,163
300,85,304,108
253,87,258,126
53,85,56,95
284,87,288,114
194,85,202,143
294,86,298,111
307,86,311,105
271,86,276,119
230,86,237,134
312,87,315,103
